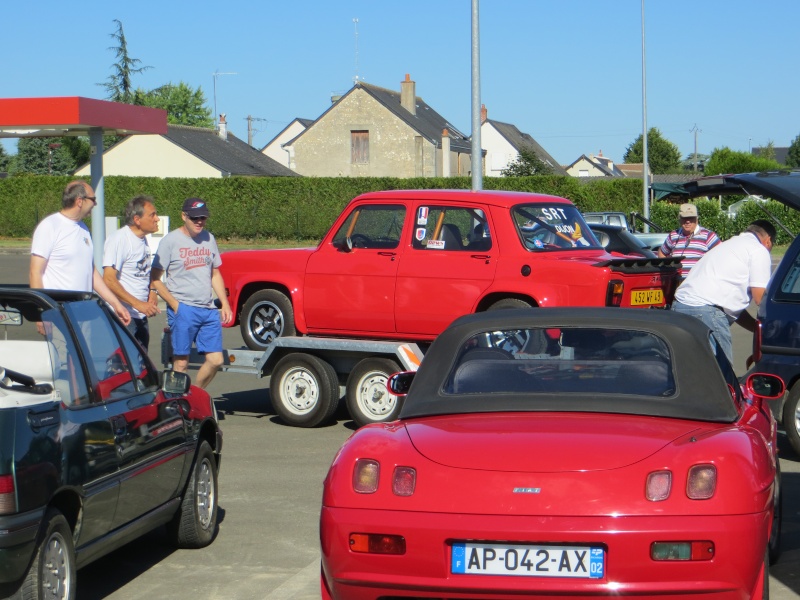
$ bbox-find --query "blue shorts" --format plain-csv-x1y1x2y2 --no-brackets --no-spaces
167,303,223,356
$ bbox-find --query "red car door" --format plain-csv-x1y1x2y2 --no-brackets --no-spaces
304,204,406,335
395,203,497,336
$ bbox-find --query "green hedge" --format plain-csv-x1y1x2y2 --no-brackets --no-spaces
1,175,797,244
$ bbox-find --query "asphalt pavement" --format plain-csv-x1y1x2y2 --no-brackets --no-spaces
1,249,799,599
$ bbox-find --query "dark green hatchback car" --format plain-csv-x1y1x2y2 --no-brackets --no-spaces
0,287,222,600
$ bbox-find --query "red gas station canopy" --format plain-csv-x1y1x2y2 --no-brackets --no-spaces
0,96,167,138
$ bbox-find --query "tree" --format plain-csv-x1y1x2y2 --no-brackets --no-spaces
623,128,682,174
681,152,710,172
140,82,213,127
754,140,777,162
0,144,10,172
786,134,800,168
704,147,784,176
15,138,75,175
100,19,152,103
501,145,554,177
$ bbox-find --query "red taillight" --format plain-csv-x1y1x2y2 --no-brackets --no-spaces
392,466,416,496
606,280,624,307
687,465,716,499
353,459,379,494
651,541,714,561
349,533,406,554
646,470,672,501
0,474,15,514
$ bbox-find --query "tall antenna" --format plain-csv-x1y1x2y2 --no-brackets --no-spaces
212,70,237,127
353,18,360,84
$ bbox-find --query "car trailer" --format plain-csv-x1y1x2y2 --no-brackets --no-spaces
162,331,424,428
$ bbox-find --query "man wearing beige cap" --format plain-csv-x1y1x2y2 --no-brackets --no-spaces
658,203,720,279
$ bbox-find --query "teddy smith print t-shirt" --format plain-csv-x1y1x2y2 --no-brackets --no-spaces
152,228,222,309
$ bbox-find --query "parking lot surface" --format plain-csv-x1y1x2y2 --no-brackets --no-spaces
1,251,799,599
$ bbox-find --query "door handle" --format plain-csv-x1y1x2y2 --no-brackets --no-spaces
378,252,397,261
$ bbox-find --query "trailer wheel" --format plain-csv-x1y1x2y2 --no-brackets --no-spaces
346,358,402,427
241,290,296,351
270,353,340,427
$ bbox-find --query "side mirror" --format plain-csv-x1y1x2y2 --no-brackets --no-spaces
162,370,191,394
387,371,415,397
745,373,785,400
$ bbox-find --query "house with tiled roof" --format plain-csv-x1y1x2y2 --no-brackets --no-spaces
480,105,566,176
566,152,625,178
74,119,297,178
283,74,474,177
261,118,315,169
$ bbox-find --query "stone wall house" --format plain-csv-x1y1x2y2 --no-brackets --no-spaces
285,74,474,178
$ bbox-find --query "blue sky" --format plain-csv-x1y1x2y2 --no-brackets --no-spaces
2,0,798,166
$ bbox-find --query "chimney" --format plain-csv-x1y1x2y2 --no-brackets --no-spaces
218,114,228,141
481,104,487,124
400,74,416,116
442,129,451,177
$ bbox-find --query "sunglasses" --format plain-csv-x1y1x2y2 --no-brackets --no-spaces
189,216,208,223
82,195,97,204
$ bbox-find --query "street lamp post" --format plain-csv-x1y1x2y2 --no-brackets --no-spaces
641,0,649,226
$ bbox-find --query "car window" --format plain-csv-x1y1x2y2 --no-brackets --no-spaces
64,300,138,402
331,205,405,249
0,298,90,407
513,204,601,251
774,249,800,301
411,207,492,252
112,318,159,392
444,326,675,398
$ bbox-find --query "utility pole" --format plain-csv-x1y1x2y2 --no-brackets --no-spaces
246,115,269,147
353,18,360,84
212,70,237,128
640,0,649,225
690,124,701,171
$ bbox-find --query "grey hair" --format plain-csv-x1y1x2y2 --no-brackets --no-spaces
124,195,155,226
62,181,90,209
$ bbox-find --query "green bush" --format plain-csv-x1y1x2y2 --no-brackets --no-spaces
2,175,796,243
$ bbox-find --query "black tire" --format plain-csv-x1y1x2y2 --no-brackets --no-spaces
270,353,340,427
761,547,770,599
15,508,75,600
781,383,800,457
485,299,547,354
168,441,219,549
769,461,783,565
346,358,402,427
240,290,296,351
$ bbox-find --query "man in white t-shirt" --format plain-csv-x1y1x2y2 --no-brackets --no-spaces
30,181,131,325
103,196,161,349
672,219,775,364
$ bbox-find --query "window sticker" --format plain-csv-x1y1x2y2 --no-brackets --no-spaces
417,206,429,225
415,227,427,241
428,239,445,250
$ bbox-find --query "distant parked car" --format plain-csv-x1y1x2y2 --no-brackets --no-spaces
320,307,785,599
0,287,222,599
583,210,668,252
587,223,658,258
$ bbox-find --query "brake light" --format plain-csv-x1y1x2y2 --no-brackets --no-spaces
392,466,416,496
349,533,406,554
606,280,624,307
0,474,15,514
687,465,716,499
353,459,379,493
651,541,714,561
646,470,672,501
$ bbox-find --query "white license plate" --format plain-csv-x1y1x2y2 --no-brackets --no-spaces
451,542,604,579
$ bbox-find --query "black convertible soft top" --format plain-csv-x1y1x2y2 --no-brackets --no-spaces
399,307,739,423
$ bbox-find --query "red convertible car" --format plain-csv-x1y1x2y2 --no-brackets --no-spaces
320,308,784,599
220,190,680,351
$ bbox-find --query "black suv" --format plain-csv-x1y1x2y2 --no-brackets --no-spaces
0,287,222,599
679,171,800,455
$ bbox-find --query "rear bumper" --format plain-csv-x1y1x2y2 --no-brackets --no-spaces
0,507,44,583
320,507,768,600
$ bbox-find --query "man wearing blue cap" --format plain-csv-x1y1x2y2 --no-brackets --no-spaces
150,198,232,389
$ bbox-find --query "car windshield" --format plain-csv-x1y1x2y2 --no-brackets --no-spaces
444,326,675,398
513,204,602,251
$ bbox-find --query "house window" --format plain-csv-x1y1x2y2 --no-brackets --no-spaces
351,131,369,164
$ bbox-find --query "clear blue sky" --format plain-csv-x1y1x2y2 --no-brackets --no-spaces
3,0,798,166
